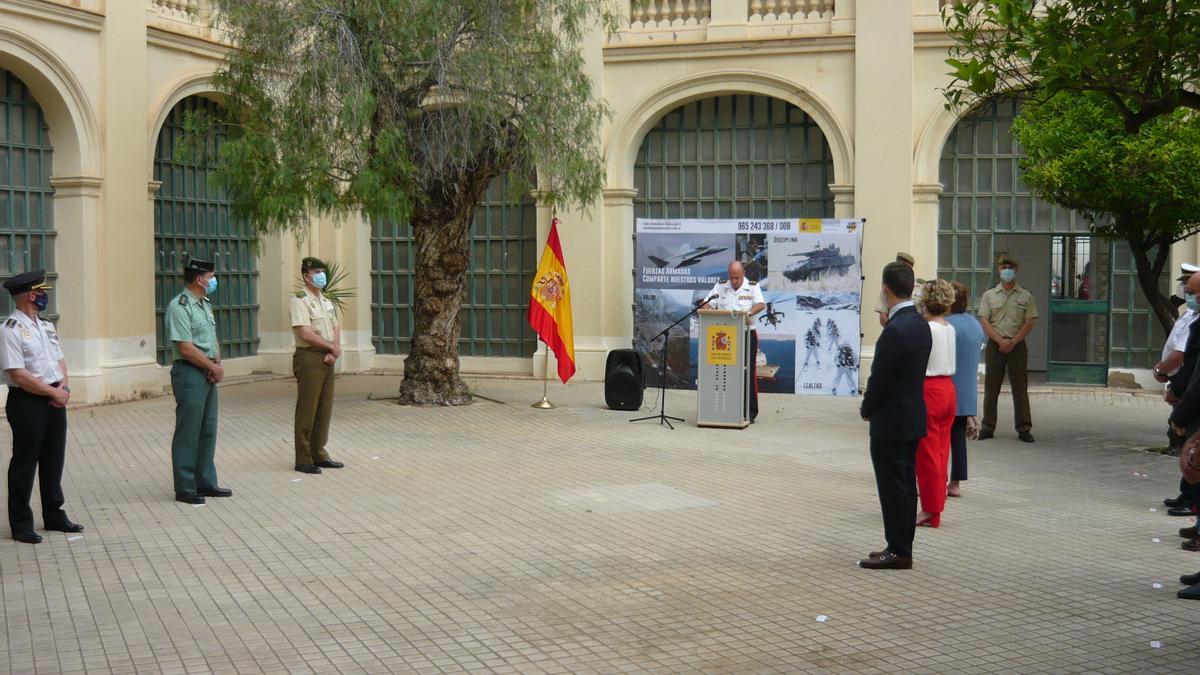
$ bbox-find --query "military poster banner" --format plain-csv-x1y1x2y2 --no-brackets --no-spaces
634,218,865,397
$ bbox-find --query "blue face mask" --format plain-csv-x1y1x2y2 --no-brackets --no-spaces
311,271,327,289
1188,293,1200,313
999,268,1016,283
33,292,48,312
205,276,218,295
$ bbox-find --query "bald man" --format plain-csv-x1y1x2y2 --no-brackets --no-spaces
701,262,766,422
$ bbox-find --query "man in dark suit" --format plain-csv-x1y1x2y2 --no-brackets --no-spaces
859,262,932,570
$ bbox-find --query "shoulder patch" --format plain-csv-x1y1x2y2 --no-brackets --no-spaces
4,318,15,328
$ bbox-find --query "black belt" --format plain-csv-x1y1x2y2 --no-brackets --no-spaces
9,381,60,397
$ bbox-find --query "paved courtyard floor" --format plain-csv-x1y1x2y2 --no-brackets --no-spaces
0,375,1195,673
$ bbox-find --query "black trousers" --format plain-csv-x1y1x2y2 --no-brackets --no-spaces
870,436,919,558
748,330,759,420
950,415,969,482
6,387,68,534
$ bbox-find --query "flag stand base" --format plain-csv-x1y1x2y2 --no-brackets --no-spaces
531,348,555,409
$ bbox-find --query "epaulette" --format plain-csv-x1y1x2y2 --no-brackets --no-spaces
719,278,728,284
295,292,306,298
178,294,188,306
749,280,758,285
4,318,15,329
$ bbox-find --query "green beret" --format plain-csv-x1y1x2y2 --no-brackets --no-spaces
301,256,328,272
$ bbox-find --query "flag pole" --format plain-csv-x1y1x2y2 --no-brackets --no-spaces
532,344,554,409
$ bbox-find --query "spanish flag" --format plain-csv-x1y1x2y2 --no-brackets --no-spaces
528,217,576,382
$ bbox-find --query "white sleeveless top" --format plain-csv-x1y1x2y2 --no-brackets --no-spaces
926,321,957,377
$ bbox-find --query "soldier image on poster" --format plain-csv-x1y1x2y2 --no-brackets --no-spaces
831,341,858,395
736,233,769,282
799,318,822,375
825,317,840,354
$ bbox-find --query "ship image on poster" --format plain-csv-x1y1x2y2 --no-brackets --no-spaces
635,218,864,397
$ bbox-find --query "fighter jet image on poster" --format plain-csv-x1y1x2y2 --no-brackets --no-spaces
648,244,729,269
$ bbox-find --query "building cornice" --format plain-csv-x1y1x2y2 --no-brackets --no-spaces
0,0,104,32
50,174,103,195
146,26,233,60
603,34,855,63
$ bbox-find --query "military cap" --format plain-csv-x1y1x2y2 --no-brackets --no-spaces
1179,263,1200,281
301,256,328,272
184,256,215,273
997,254,1019,268
895,252,915,266
3,270,51,295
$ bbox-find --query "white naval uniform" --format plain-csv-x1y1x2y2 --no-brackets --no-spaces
1,310,65,387
705,279,765,329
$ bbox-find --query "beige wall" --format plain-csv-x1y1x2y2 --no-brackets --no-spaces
0,0,1186,401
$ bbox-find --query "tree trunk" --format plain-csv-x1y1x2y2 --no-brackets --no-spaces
1126,234,1176,336
397,201,473,405
397,163,500,405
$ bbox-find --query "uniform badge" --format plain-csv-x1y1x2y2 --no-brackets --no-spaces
178,295,188,306
4,318,14,329
19,327,30,339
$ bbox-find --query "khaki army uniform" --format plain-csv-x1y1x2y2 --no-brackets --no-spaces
291,289,339,466
978,283,1039,434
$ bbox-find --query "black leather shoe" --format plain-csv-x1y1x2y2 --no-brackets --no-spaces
1182,526,1198,539
1169,505,1198,517
977,430,993,440
295,464,322,474
1181,572,1200,586
44,520,84,533
314,459,344,469
175,493,206,505
13,531,42,544
1178,583,1200,600
858,552,912,569
1166,494,1187,508
198,487,233,498
1018,431,1035,443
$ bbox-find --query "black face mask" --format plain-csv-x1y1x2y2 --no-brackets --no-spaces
33,293,48,312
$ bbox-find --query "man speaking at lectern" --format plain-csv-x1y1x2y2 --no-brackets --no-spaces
700,262,766,422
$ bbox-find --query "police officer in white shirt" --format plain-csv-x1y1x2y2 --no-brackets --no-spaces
1,270,83,544
700,262,766,422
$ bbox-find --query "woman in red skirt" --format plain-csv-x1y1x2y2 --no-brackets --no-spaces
916,279,957,528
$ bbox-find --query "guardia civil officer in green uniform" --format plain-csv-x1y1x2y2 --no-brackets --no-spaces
1,270,84,543
978,254,1039,443
166,257,232,504
291,257,344,474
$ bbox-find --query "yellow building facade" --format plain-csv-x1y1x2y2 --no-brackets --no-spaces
0,0,1192,404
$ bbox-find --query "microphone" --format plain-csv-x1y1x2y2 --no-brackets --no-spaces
696,294,718,308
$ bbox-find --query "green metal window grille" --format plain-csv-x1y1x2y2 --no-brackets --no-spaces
0,68,55,318
937,99,1164,368
1109,241,1168,369
633,94,835,219
371,173,538,357
154,96,260,365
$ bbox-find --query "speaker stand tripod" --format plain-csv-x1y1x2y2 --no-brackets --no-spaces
631,301,707,429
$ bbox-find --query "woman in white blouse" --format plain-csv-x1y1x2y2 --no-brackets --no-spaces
916,279,958,528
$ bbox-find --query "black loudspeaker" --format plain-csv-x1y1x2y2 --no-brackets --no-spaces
605,349,645,411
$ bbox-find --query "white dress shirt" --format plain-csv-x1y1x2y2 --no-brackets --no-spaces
1,310,65,386
925,321,957,377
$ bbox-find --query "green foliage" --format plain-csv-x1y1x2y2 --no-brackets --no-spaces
295,261,357,315
944,0,1200,132
1011,92,1200,244
205,0,620,235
